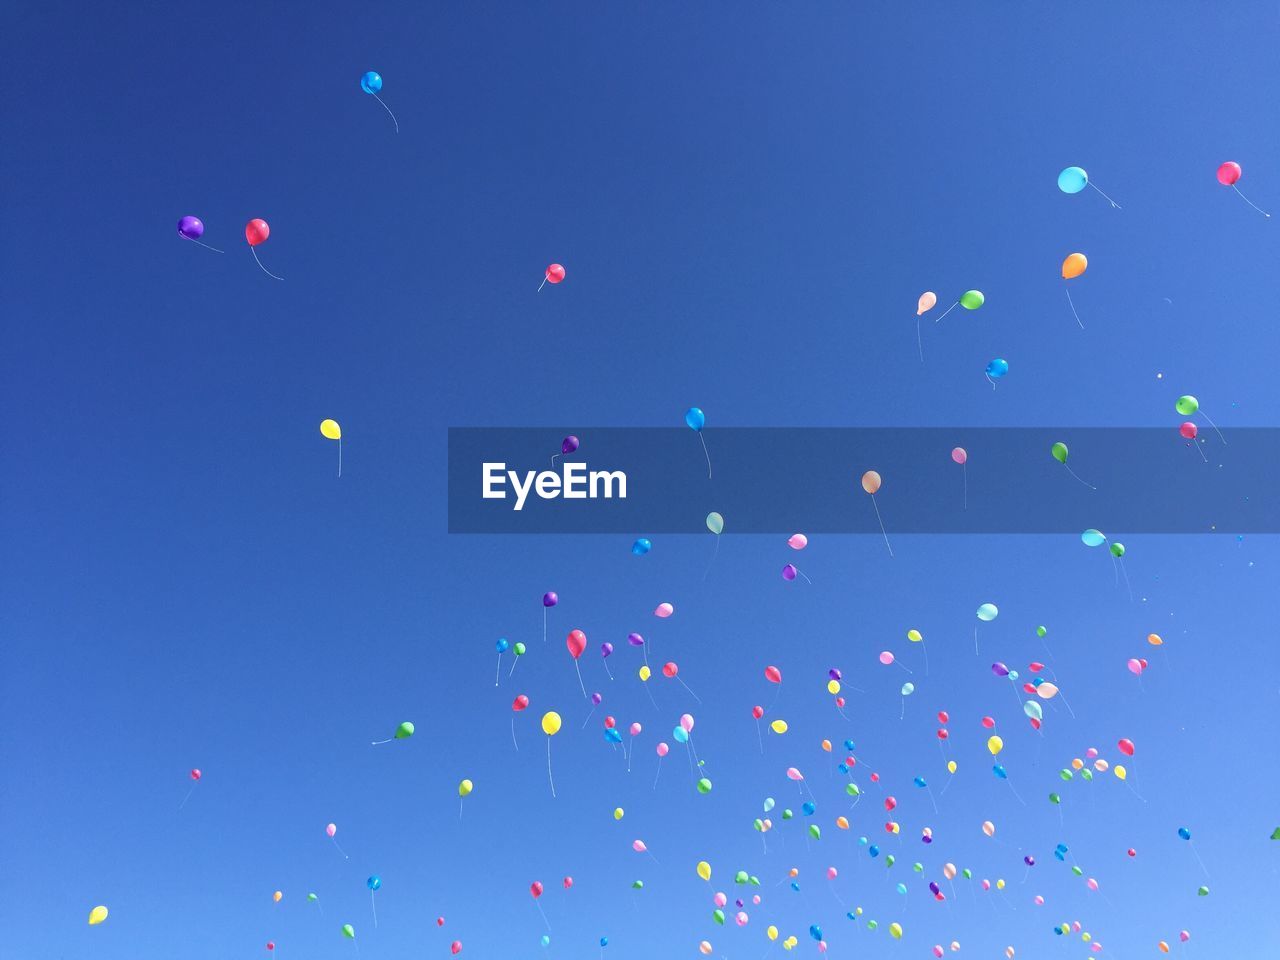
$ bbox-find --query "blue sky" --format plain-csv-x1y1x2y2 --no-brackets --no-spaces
3,2,1279,958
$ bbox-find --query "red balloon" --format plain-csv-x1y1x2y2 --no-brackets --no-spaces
563,876,573,889
512,694,529,711
245,218,270,246
1022,682,1037,694
845,756,856,767
981,716,995,728
1139,658,1149,670
190,768,202,781
1127,848,1136,857
937,729,949,740
835,696,846,708
266,943,275,951
451,941,462,955
1028,661,1045,673
437,917,445,926
604,715,616,728
1180,421,1198,440
884,796,897,811
545,263,565,284
764,665,782,684
530,881,544,899
936,710,949,724
1217,161,1242,186
1029,717,1041,730
1118,738,1135,756
662,661,678,678
870,772,880,783
566,629,587,659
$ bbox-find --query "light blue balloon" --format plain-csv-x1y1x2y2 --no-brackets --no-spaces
993,763,1008,779
541,935,551,947
900,682,914,696
896,882,907,895
763,797,775,811
1058,166,1088,194
631,538,652,555
605,728,622,744
977,602,999,622
673,727,689,744
986,358,1009,379
496,637,510,653
684,407,706,431
360,71,383,95
1024,700,1043,721
1081,528,1107,547
367,875,381,890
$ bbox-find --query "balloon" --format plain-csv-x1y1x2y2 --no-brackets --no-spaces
1081,529,1106,547
88,906,108,926
542,592,559,607
861,470,882,494
561,436,579,455
656,742,668,756
1114,765,1127,780
631,538,651,555
342,924,355,939
190,768,201,780
395,721,414,739
541,712,561,736
512,694,529,711
367,875,381,891
680,713,695,732
1127,658,1143,675
1198,886,1209,896
320,419,342,441
685,408,706,431
751,705,764,719
326,823,337,837
1037,681,1058,698
1058,166,1088,194
1024,701,1043,721
628,633,645,647
771,719,788,734
1217,161,1242,186
960,290,985,310
540,935,550,947
786,767,803,780
787,533,808,550
360,71,383,94
1109,541,1125,557
982,820,995,837
878,650,895,665
566,629,587,659
1051,442,1070,464
1117,738,1134,756
1178,826,1191,840
987,735,1004,755
1180,421,1198,439
765,665,782,683
890,922,903,939
309,894,318,901
706,512,724,534
273,891,283,902
654,603,674,618
451,941,462,955
781,564,797,581
948,760,957,773
951,447,967,465
698,777,713,793
977,603,998,622
599,642,613,659
1061,253,1088,280
545,264,566,284
1176,395,1199,415
700,942,713,955
992,661,1010,676
901,682,914,696
917,291,938,315
458,779,473,797
983,357,1008,379
177,216,205,240
245,219,270,247
697,861,712,882
1180,931,1190,942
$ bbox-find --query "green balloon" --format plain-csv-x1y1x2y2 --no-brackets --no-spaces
750,876,761,886
514,642,527,655
846,783,860,796
342,924,355,939
1071,866,1083,876
734,870,748,884
1176,395,1199,416
912,862,923,872
632,880,644,889
782,808,794,820
713,909,725,925
395,721,415,739
962,868,972,879
753,818,764,831
1060,768,1074,781
1049,792,1061,804
705,512,724,535
1197,885,1209,896
808,824,821,839
1271,827,1280,840
1081,769,1093,781
1109,542,1125,557
1036,625,1047,637
867,920,878,931
1051,442,1069,464
884,854,894,867
696,777,712,794
307,893,318,902
960,290,985,310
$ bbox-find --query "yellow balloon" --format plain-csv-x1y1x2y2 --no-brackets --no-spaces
458,778,473,797
1114,764,1127,781
767,925,779,941
541,711,562,736
827,679,841,695
639,665,651,681
996,878,1005,890
890,922,903,939
907,629,922,642
917,291,937,316
947,760,957,774
987,735,1004,756
88,906,108,926
697,861,712,882
861,470,882,495
1061,252,1088,280
614,807,625,820
320,419,342,440
273,890,283,902
1082,933,1091,943
770,719,788,734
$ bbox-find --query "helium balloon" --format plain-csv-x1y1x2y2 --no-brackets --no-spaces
88,906,108,926
890,922,903,939
765,665,782,683
190,768,201,781
771,719,788,734
1218,162,1242,185
985,358,1008,381
960,290,985,309
512,694,529,711
1024,701,1043,721
781,563,797,581
987,735,1004,755
566,629,586,659
1058,166,1088,193
1062,253,1087,279
395,721,414,739
1117,738,1135,756
685,407,705,431
1081,529,1106,547
917,291,937,315
273,891,283,902
458,778,473,797
542,712,561,736
951,447,967,464
342,924,355,939
244,219,283,279
539,264,566,292
787,533,807,549
860,470,881,494
977,603,998,621
654,603,674,618
631,538,651,555
706,512,724,534
1180,421,1198,439
982,820,995,837
697,861,712,882
326,823,337,837
901,682,914,696
367,875,381,891
451,941,462,955
177,215,205,240
1109,541,1125,557
542,592,558,607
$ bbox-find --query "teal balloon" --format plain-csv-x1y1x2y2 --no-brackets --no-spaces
896,882,907,894
673,727,689,744
360,71,382,94
976,602,999,622
1178,826,1191,840
367,876,381,891
706,512,724,535
1024,701,1043,721
1058,166,1088,194
684,407,706,431
900,682,914,696
993,763,1008,779
1081,529,1106,547
541,936,551,947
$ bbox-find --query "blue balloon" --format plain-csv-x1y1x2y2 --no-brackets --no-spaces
993,763,1008,779
1178,826,1192,840
858,835,868,845
802,801,816,816
869,844,880,857
790,880,800,891
673,727,689,744
367,875,381,890
843,739,855,750
496,637,510,653
599,937,609,948
684,407,705,432
631,538,651,555
605,728,622,744
1058,166,1088,194
360,71,383,94
1081,528,1107,547
810,925,823,941
837,762,848,774
913,776,927,787
896,882,907,894
986,358,1009,379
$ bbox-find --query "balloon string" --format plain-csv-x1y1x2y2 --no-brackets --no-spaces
1189,438,1208,462
755,719,764,754
962,463,967,511
702,534,720,582
508,656,520,678
1119,558,1133,603
182,236,224,253
934,300,958,324
985,372,997,390
542,606,547,644
1232,184,1270,217
331,837,349,859
371,890,377,928
511,716,519,751
573,659,587,698
922,640,929,677
1199,409,1227,445
546,739,556,799
538,276,547,292
494,655,502,687
250,247,284,280
581,705,597,729
653,756,663,790
1064,464,1097,490
974,623,979,656
1064,286,1084,329
372,93,399,133
916,317,923,362
795,567,812,584
370,737,393,746
603,659,614,680
870,496,893,557
677,676,703,704
338,438,342,478
698,432,712,480
177,783,197,811
1087,181,1121,209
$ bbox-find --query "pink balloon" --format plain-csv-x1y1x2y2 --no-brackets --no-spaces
713,892,727,907
752,895,760,904
632,840,647,852
817,942,827,953
878,651,894,665
934,948,944,959
654,602,674,618
1127,658,1143,675
951,447,967,465
786,767,803,781
629,722,642,736
981,879,991,891
1217,161,1242,186
1179,931,1190,942
545,263,566,284
1033,895,1044,905
325,823,337,837
1180,421,1198,440
764,665,782,684
656,742,669,757
735,911,748,926
680,714,695,732
1086,877,1099,891
787,533,808,550
826,867,837,880
1085,747,1098,758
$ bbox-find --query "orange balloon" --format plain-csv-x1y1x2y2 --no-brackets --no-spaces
1061,253,1087,280
861,471,882,495
1147,633,1163,646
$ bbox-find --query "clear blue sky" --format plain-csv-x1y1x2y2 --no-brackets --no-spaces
3,2,1278,958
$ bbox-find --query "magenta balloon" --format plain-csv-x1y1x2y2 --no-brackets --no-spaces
951,447,967,465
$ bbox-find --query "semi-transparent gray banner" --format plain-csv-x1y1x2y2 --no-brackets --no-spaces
447,428,1276,534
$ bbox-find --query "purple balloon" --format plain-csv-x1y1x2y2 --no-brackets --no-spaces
828,668,842,681
542,592,558,608
561,436,580,455
627,633,645,646
177,215,204,240
600,642,614,658
991,662,1010,677
782,564,797,581
590,692,603,705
